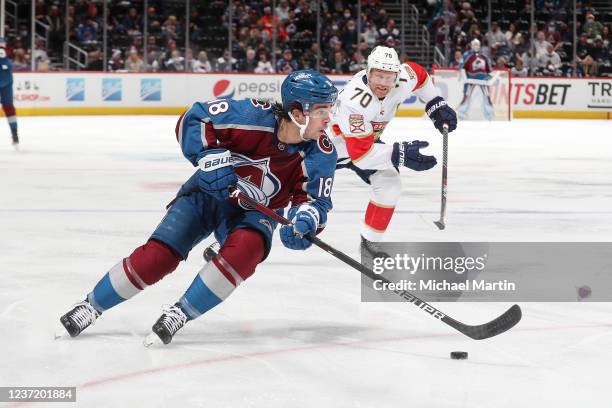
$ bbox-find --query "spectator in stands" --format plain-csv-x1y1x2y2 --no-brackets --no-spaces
254,51,274,73
340,20,358,51
162,15,180,43
374,8,389,27
512,33,529,55
37,57,50,71
363,21,379,48
276,0,290,22
536,44,561,76
108,49,124,71
534,31,552,58
349,50,367,73
149,50,166,72
125,49,145,72
602,25,611,44
329,50,349,74
583,12,603,39
247,28,264,50
467,23,484,45
193,51,212,72
300,43,319,70
496,56,509,69
238,48,258,72
449,50,463,68
11,48,29,71
123,7,141,34
511,57,528,76
576,32,597,77
504,23,518,44
216,49,237,72
258,6,277,39
545,22,560,47
78,17,98,44
32,38,49,71
85,49,103,71
165,50,185,71
485,22,509,58
378,19,400,45
44,5,64,54
276,48,299,73
592,35,611,75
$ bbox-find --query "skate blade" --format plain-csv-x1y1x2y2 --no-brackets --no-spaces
143,332,162,348
54,326,69,340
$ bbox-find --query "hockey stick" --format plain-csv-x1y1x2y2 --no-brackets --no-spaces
434,124,449,230
228,187,522,340
463,71,501,86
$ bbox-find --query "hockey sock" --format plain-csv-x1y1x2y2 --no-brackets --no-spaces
361,201,395,242
87,240,181,312
2,104,17,135
178,228,264,320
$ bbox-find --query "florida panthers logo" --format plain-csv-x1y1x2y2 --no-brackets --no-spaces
232,153,282,209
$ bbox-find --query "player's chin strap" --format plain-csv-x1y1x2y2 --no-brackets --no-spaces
288,111,310,141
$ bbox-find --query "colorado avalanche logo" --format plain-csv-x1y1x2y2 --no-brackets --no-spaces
232,153,281,209
213,79,235,99
317,135,334,154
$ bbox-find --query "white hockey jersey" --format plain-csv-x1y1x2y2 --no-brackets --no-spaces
327,61,438,170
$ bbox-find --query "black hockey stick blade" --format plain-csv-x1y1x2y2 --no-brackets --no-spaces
228,187,523,340
443,304,522,340
434,220,446,230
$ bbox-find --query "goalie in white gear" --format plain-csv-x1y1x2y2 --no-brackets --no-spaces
327,46,457,259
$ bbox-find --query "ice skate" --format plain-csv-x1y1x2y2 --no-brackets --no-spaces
59,300,100,338
144,303,188,346
360,235,391,265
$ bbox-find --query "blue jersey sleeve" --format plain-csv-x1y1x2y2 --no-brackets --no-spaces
292,135,337,228
177,98,276,166
176,101,213,166
0,57,13,88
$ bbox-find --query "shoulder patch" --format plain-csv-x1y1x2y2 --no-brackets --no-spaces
403,64,416,80
349,114,366,133
317,134,334,154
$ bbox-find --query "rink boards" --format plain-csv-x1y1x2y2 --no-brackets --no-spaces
3,71,612,119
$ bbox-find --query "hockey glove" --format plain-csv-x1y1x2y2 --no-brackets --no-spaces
425,96,457,133
280,205,319,250
197,149,237,201
392,141,437,171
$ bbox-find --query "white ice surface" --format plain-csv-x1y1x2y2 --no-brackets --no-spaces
1,116,611,408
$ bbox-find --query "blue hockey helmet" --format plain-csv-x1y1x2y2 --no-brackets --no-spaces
281,70,338,113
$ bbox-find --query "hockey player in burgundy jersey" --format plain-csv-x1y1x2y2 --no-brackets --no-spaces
457,39,495,120
327,46,457,260
59,70,338,345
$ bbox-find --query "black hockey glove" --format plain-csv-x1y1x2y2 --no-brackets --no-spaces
425,96,457,134
392,141,437,171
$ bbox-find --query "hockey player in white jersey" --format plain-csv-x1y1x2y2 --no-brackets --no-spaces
327,46,457,258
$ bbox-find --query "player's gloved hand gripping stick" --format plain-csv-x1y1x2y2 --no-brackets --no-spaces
228,187,522,340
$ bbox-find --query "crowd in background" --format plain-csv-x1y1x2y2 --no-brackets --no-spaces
426,0,611,77
0,0,390,75
0,0,610,77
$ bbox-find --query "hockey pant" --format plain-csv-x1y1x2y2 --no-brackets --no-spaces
86,190,273,320
338,162,401,242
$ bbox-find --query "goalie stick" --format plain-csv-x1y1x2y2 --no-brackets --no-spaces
463,70,501,86
220,187,522,340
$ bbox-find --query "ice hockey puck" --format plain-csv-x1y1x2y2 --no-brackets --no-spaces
450,351,468,360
